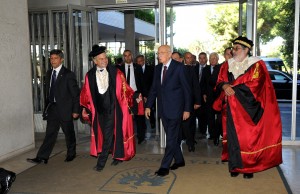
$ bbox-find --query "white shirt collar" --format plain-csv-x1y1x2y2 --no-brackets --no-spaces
52,64,62,75
163,59,172,68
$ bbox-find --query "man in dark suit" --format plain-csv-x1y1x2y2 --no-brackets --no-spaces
135,54,155,129
171,51,183,63
27,49,80,164
201,52,221,146
145,45,192,177
195,52,208,139
182,52,201,152
118,50,146,144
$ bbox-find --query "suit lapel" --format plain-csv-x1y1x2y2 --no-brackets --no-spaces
88,66,97,105
107,65,116,89
55,66,65,85
162,60,175,85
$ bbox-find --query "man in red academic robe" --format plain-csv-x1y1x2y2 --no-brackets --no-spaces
80,45,138,172
213,36,282,179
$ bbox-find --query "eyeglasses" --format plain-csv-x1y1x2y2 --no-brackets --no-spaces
232,47,244,51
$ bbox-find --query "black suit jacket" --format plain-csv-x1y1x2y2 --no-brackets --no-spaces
185,65,201,107
142,65,154,97
45,66,80,121
117,63,145,97
195,64,206,105
200,64,221,105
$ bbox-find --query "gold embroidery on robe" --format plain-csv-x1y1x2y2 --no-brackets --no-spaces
252,63,260,79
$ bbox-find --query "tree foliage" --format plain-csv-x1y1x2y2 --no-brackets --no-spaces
276,0,300,69
135,9,155,24
206,4,240,54
206,1,282,56
135,8,176,28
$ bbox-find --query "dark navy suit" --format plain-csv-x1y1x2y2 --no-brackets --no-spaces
146,59,192,169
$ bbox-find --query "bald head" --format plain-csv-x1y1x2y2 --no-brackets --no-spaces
184,52,193,65
158,45,172,65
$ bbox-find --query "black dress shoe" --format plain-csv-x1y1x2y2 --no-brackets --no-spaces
27,157,48,164
0,170,16,194
230,172,239,177
64,155,76,162
93,165,104,172
155,168,169,176
111,159,123,166
214,138,219,146
170,162,185,170
243,173,253,179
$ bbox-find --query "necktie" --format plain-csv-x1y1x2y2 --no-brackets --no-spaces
49,70,56,102
127,65,130,84
199,65,203,82
162,65,167,83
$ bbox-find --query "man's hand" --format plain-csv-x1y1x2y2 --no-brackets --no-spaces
72,113,79,119
136,93,143,103
203,94,207,103
82,108,89,119
183,111,190,120
223,84,235,96
145,108,151,119
194,104,201,110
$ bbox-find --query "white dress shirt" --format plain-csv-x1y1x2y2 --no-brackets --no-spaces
125,63,137,91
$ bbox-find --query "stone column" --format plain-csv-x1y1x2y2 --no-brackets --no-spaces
124,10,135,54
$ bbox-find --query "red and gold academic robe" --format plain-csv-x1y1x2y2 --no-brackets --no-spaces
80,67,136,161
213,57,282,173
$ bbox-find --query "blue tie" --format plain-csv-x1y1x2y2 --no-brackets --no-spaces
49,70,56,102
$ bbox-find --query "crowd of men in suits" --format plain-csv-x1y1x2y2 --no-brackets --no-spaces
171,49,233,148
18,45,232,182
114,47,230,151
1,37,281,193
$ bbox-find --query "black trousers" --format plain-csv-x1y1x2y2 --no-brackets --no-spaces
37,104,76,159
149,107,156,128
135,115,146,142
96,113,114,168
207,105,222,139
182,112,196,146
195,104,208,135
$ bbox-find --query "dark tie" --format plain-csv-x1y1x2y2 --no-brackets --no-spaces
162,65,167,83
199,65,203,82
49,70,56,103
127,65,130,84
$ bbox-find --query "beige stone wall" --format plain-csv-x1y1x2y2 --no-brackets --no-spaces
0,0,35,162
